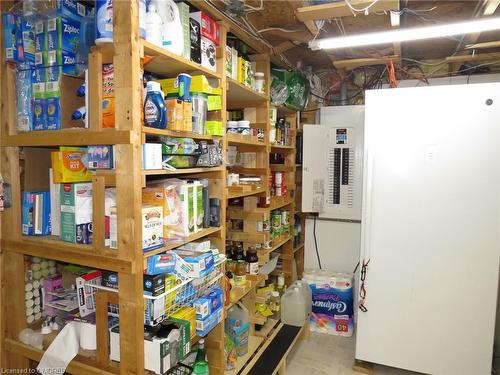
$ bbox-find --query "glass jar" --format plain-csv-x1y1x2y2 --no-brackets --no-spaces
234,260,247,286
254,72,265,93
270,291,281,319
245,247,259,275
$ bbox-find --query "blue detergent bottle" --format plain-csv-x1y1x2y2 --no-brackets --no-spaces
144,81,166,129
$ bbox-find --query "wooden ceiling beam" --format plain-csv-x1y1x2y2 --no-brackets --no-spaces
390,3,401,61
466,40,500,50
332,55,400,70
286,1,318,37
272,41,295,55
445,52,500,63
296,0,399,22
262,29,311,44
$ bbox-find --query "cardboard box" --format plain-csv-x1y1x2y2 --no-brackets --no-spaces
171,307,196,339
87,145,115,169
43,274,63,317
183,101,192,132
102,64,115,128
196,306,223,337
110,318,190,375
60,182,92,244
49,169,61,236
193,181,203,232
21,18,35,64
144,252,176,275
45,0,93,20
22,191,51,236
142,143,163,170
177,2,191,61
200,37,217,72
174,248,214,278
101,270,119,289
142,205,163,252
194,286,224,319
165,98,184,131
46,15,81,54
3,13,23,63
52,147,92,183
178,239,211,253
144,296,166,326
158,75,221,96
179,183,195,236
34,20,46,53
76,270,101,317
189,11,220,45
109,206,117,249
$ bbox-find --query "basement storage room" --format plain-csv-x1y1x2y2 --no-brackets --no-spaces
2,0,500,374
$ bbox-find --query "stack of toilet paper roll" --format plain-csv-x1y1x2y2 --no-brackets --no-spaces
25,257,57,323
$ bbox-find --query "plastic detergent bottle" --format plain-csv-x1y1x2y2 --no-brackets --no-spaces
227,303,249,356
145,3,163,47
144,81,166,128
281,286,307,327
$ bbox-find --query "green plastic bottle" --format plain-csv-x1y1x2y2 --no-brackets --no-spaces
193,339,209,375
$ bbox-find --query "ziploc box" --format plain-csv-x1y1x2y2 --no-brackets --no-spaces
196,306,223,337
3,13,23,63
33,98,47,131
46,49,77,76
60,182,93,244
47,0,93,20
309,273,354,337
174,248,214,278
47,16,81,54
35,20,47,53
142,205,164,252
21,18,35,64
51,147,92,183
194,286,224,319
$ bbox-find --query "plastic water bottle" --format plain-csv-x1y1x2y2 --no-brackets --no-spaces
145,3,163,46
144,81,166,129
294,279,312,314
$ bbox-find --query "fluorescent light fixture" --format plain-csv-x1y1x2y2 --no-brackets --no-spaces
309,16,500,50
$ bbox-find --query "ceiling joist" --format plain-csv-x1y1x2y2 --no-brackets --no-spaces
332,55,400,70
296,0,399,22
466,40,500,50
445,52,500,63
272,41,295,55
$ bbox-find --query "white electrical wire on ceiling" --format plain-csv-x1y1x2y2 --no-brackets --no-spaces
244,0,263,12
257,27,306,33
344,0,380,14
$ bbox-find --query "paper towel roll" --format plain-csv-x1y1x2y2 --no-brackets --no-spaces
79,322,97,350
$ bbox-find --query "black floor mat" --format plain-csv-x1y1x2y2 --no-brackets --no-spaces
246,324,302,375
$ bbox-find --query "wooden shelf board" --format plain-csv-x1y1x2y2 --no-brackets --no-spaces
143,166,224,176
270,144,295,151
294,243,305,253
270,197,294,210
1,129,133,147
227,78,268,103
269,164,295,172
227,134,267,147
254,318,280,338
143,226,223,258
142,40,221,79
228,187,265,199
275,104,297,115
2,238,133,273
226,274,266,311
4,338,118,375
228,166,268,175
224,335,264,375
143,127,222,140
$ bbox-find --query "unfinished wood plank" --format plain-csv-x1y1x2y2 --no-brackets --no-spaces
445,52,500,63
92,175,106,253
296,0,399,21
353,360,375,375
466,40,500,49
89,50,103,131
332,55,400,70
272,41,295,55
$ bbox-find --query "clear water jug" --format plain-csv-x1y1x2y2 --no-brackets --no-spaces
281,286,307,327
294,280,312,314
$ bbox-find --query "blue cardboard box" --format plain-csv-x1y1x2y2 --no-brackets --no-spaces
3,13,23,63
46,49,77,75
33,98,47,130
20,18,35,64
34,20,46,53
52,0,93,20
87,145,114,169
32,67,46,99
193,286,224,319
46,97,61,130
196,306,223,337
47,16,81,54
22,191,51,236
174,248,214,278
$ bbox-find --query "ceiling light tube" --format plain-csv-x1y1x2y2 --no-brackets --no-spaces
309,16,500,50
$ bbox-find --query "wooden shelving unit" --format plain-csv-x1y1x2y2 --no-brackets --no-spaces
0,2,231,374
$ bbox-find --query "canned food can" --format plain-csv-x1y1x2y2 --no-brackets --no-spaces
272,211,282,237
275,186,282,196
262,218,270,232
256,221,264,232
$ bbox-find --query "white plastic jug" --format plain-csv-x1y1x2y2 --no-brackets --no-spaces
294,280,312,314
154,0,184,56
146,3,163,46
281,286,307,327
227,303,249,356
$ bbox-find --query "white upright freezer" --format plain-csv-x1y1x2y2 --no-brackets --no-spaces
356,83,500,375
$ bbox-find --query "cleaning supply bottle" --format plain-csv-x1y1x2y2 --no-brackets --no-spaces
144,81,166,129
193,338,209,374
156,0,184,55
72,106,86,122
145,3,163,46
227,303,249,356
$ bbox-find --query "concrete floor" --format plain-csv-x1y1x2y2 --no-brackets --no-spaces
286,332,421,375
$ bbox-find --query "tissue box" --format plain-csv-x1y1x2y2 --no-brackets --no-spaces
87,145,115,169
110,319,190,375
193,286,224,319
196,306,223,337
143,143,163,170
101,270,118,289
52,147,92,183
144,274,166,297
145,252,177,275
60,182,92,244
174,248,214,278
142,205,163,252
